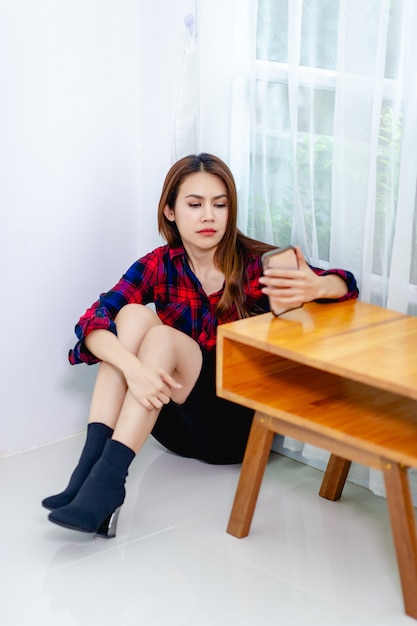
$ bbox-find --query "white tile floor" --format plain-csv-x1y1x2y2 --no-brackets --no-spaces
1,434,416,625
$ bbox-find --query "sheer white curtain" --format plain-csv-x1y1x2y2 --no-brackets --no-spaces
176,0,417,501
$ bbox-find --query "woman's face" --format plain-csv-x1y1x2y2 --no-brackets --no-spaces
164,172,229,255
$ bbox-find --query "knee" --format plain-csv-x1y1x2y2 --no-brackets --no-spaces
114,304,161,349
143,324,176,346
115,304,159,328
139,325,184,360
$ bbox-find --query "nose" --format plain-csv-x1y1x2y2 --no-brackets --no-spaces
201,204,215,221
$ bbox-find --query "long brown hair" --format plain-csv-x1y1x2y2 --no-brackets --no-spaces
158,153,274,319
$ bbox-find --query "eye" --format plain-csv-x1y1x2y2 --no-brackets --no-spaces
188,203,201,208
214,203,227,208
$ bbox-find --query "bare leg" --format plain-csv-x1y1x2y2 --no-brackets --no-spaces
47,304,203,535
87,304,162,429
88,304,203,452
42,305,163,511
112,323,203,452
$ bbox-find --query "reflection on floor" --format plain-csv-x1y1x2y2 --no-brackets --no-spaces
1,434,415,625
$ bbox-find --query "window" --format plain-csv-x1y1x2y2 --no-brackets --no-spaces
194,0,417,313
251,0,412,296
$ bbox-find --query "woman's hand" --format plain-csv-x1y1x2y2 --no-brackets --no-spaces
122,354,182,411
259,246,348,310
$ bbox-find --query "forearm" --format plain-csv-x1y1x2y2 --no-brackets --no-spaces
85,329,137,377
315,273,348,300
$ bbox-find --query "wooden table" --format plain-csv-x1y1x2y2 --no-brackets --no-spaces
216,300,417,619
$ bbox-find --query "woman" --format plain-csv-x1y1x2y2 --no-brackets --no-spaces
42,153,358,537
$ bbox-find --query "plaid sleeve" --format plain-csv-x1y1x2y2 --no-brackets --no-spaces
68,250,160,365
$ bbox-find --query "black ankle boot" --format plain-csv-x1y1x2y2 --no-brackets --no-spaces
41,422,113,510
48,439,135,538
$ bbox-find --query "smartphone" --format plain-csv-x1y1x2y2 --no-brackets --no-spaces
261,245,302,316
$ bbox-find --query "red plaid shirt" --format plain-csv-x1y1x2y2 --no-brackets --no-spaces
69,244,358,365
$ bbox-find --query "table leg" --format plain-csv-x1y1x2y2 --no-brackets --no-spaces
319,454,351,501
383,459,417,619
226,411,274,538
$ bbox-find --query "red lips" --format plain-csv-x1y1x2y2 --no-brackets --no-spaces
197,229,217,235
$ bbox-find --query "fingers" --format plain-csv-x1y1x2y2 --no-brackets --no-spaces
260,247,322,307
260,265,301,285
135,369,182,412
260,275,305,294
260,277,301,290
260,265,306,309
137,386,171,411
141,391,171,411
160,370,183,390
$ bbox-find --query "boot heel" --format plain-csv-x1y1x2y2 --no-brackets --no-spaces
96,506,122,538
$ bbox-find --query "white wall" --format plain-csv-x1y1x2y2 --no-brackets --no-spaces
0,0,193,455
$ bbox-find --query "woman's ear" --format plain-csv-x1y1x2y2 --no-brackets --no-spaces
163,204,175,222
